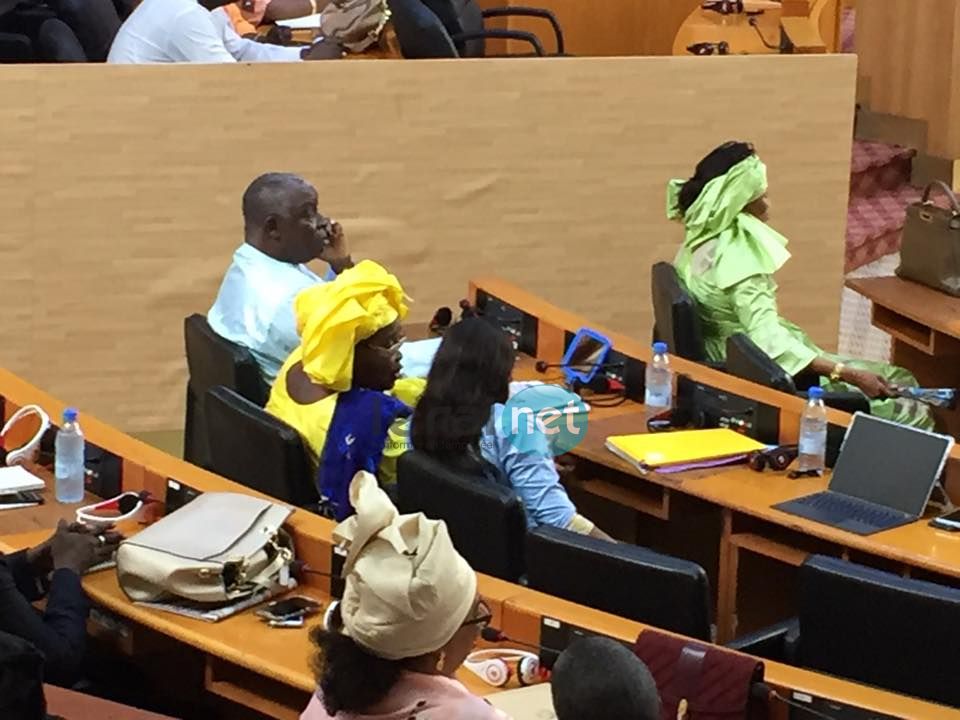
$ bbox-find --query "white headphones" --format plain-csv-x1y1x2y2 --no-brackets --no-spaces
323,602,540,688
464,649,541,687
323,600,341,630
1,405,50,466
76,491,153,526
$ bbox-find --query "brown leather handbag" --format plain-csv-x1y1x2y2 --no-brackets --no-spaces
634,630,767,720
319,0,391,53
897,181,960,296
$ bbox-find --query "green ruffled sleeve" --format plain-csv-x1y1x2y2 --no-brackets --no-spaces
666,179,685,220
727,274,819,377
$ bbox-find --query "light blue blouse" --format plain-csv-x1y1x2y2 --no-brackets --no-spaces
479,404,577,530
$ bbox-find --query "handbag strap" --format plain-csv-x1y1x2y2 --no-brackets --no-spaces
674,644,707,720
921,181,960,215
243,544,293,593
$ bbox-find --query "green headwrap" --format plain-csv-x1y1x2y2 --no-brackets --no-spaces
666,155,791,289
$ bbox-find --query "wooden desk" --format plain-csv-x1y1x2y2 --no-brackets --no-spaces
673,0,838,56
44,685,175,720
471,275,960,644
1,527,507,718
846,276,960,437
0,484,97,535
1,283,959,717
4,524,958,720
498,587,960,720
673,5,780,56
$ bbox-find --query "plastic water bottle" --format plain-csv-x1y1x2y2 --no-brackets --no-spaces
645,342,673,414
797,387,828,474
55,408,85,503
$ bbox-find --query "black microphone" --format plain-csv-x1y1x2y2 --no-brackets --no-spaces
459,299,480,319
749,16,794,53
534,359,625,374
481,626,543,653
702,0,743,14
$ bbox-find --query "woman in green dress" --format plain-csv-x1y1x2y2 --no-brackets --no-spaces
667,141,933,430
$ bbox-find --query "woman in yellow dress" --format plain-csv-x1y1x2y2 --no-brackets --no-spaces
266,260,424,518
668,141,932,430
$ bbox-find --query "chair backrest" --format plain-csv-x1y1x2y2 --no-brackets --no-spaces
650,262,707,362
204,386,317,508
725,334,797,394
183,314,268,468
799,554,960,707
397,450,526,582
184,314,267,404
388,0,459,58
421,0,485,56
526,526,712,641
726,334,869,418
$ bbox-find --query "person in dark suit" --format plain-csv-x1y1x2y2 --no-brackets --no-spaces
0,520,120,685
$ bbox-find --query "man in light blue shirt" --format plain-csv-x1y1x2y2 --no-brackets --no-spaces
208,173,354,385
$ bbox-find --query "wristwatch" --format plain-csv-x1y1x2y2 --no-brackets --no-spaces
830,362,845,382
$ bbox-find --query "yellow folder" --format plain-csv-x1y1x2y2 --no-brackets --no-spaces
605,428,766,472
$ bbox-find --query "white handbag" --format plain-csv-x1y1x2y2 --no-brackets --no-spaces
116,492,294,604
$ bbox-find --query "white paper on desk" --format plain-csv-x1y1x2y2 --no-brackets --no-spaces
488,683,555,720
275,12,322,29
399,337,442,378
0,465,45,494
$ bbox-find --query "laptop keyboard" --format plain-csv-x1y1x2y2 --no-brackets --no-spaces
793,493,905,528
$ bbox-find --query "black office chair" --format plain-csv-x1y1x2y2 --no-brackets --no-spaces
725,334,869,415
730,555,960,708
388,0,459,58
650,262,709,363
183,314,269,469
526,526,712,641
422,0,563,57
204,386,317,508
397,450,526,582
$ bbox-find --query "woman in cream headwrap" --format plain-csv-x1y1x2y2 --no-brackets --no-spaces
266,260,425,518
302,472,507,720
668,141,932,429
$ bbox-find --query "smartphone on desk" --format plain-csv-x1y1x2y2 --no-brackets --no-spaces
0,490,44,506
930,509,960,532
256,596,321,621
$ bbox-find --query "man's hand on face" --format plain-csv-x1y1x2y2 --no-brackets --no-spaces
317,220,354,274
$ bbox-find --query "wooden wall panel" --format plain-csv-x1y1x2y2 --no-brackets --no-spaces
0,56,856,431
856,0,960,159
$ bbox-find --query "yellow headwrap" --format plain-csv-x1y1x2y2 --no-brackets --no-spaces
295,260,409,391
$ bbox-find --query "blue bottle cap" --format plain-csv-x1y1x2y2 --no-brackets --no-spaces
652,342,668,354
63,407,79,422
808,387,824,400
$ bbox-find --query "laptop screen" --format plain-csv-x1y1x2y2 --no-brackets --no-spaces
830,413,954,516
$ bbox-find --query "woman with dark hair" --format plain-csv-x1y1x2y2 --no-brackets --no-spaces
667,141,932,429
301,472,504,720
411,319,608,538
